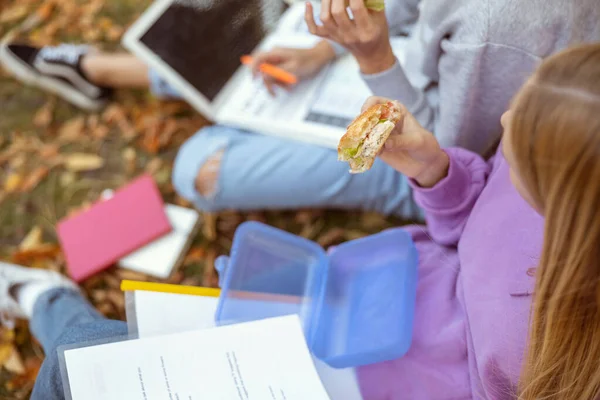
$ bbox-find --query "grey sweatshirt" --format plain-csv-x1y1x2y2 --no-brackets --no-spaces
360,0,600,154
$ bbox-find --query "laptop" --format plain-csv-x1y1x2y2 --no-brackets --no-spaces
122,0,399,149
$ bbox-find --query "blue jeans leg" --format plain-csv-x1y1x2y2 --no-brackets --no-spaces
29,288,127,400
173,125,424,219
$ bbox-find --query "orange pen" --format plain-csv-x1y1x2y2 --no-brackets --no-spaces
241,55,298,85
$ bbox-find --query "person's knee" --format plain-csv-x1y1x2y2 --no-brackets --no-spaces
172,129,230,211
195,149,223,198
52,320,127,350
31,320,126,400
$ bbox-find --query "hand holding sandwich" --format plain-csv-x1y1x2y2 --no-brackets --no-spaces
365,97,450,188
338,96,449,188
305,0,395,74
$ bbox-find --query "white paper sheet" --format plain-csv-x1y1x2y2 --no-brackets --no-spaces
64,316,331,400
129,291,364,400
132,291,218,336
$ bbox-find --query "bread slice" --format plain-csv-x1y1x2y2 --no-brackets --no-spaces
338,102,403,173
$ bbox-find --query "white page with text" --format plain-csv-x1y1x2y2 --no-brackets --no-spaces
63,316,331,400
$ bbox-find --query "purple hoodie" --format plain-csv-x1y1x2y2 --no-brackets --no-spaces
358,147,544,399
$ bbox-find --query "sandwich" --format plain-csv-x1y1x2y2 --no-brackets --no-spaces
364,0,385,11
338,101,403,174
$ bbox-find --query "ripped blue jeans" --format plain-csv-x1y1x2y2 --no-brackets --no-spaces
172,125,423,219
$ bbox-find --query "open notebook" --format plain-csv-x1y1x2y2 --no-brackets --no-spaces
123,0,409,149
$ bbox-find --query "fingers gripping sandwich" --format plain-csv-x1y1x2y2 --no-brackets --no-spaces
364,0,385,11
338,101,403,174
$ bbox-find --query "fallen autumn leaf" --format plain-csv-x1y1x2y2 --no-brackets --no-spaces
58,116,86,142
19,226,43,251
3,347,25,375
64,153,105,172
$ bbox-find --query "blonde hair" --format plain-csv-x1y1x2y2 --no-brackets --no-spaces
509,43,600,399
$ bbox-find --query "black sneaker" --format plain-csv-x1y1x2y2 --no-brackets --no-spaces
0,43,112,111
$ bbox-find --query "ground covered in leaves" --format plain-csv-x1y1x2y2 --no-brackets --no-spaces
0,0,402,397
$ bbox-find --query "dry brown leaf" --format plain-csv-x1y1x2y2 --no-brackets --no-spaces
91,290,108,303
96,302,113,316
91,124,110,139
142,122,161,154
87,114,100,131
9,154,26,169
102,274,121,290
102,104,124,123
4,173,23,193
295,210,315,225
36,0,56,21
64,153,105,172
122,147,137,174
59,171,76,187
145,158,162,175
174,196,192,208
0,4,29,23
317,228,346,248
0,343,14,368
115,269,148,281
19,226,43,251
344,230,368,241
246,212,267,223
0,329,15,343
106,290,125,310
202,213,217,241
33,100,55,128
103,105,136,138
160,102,189,117
58,116,85,141
5,357,42,392
202,249,218,287
122,147,136,162
159,119,179,147
20,166,50,193
106,25,124,41
88,115,110,139
82,27,102,42
183,247,205,266
167,271,184,285
180,277,201,287
153,165,172,186
11,244,61,264
3,347,25,375
39,144,59,160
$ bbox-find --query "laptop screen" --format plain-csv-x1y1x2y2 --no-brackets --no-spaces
139,0,285,102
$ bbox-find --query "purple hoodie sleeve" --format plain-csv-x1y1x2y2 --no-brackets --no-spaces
409,147,492,246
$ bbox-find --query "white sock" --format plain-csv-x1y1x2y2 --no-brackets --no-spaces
17,281,63,319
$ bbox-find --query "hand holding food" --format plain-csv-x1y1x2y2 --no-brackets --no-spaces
340,97,450,188
364,0,385,11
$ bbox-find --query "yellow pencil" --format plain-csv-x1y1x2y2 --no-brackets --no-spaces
120,280,221,298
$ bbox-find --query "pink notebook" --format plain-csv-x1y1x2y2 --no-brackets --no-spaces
57,174,172,282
